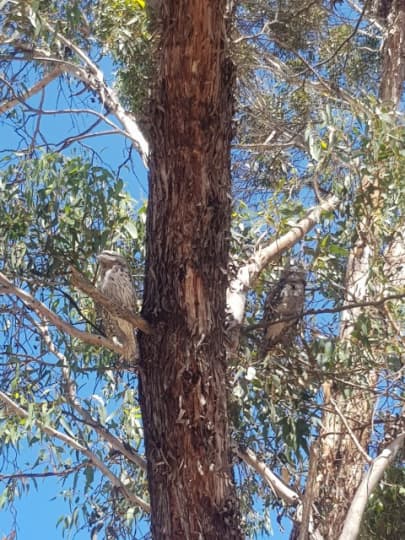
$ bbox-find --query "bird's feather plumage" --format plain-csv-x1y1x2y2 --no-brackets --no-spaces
261,266,306,351
96,251,138,364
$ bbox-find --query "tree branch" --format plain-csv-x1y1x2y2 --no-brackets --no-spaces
0,67,62,114
330,398,372,464
1,31,149,163
0,463,87,481
237,447,300,505
0,272,124,354
226,196,339,328
0,390,150,512
338,433,405,540
34,316,147,472
41,16,149,163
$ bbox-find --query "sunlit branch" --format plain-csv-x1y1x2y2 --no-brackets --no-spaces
251,196,337,282
237,447,300,506
226,196,339,329
0,390,150,512
42,18,149,163
0,272,124,355
338,433,405,540
0,36,149,163
0,67,62,114
2,85,126,150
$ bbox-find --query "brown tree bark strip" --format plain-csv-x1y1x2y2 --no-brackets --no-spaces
138,2,241,539
297,445,319,540
380,0,405,106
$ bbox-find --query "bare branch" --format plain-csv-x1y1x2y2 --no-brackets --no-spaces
70,266,153,335
1,35,149,163
237,447,300,505
0,390,150,512
0,463,87,481
0,272,124,354
0,67,62,114
34,316,147,471
338,433,405,540
330,398,372,464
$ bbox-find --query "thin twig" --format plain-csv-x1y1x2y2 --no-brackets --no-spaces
0,390,150,512
330,398,372,464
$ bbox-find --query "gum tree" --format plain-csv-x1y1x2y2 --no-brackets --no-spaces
0,1,404,539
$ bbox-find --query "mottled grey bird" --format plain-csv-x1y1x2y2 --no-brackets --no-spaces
261,265,306,352
96,250,138,364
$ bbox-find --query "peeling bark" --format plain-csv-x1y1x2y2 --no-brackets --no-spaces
138,2,241,538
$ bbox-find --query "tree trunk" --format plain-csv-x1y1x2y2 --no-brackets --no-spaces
379,0,405,105
138,2,241,539
302,2,405,538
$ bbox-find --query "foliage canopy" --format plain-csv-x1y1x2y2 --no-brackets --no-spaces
0,1,404,538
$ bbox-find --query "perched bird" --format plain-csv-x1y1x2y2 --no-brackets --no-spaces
96,250,138,364
261,265,306,352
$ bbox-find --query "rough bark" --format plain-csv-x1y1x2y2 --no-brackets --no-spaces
138,2,241,539
302,2,405,538
379,0,405,105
